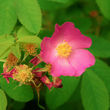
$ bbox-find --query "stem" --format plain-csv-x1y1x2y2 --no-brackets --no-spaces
95,26,100,36
35,67,47,72
20,54,28,63
36,87,45,110
38,104,45,110
32,81,45,110
13,33,18,42
95,15,102,36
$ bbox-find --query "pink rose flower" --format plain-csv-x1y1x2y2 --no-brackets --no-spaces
40,22,95,77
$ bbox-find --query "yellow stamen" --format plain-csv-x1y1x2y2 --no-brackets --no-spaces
23,43,37,56
45,64,52,73
56,42,72,58
13,65,33,84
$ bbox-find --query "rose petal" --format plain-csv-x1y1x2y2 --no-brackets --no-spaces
52,22,92,49
51,57,75,77
69,49,95,76
40,37,58,63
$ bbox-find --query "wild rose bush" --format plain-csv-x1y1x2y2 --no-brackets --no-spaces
0,0,110,110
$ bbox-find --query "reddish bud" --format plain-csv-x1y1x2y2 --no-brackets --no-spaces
90,11,98,18
41,75,53,89
30,56,41,66
53,77,63,88
1,63,16,83
32,68,43,77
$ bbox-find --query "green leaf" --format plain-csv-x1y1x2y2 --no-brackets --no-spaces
0,35,14,59
17,26,33,36
53,84,82,110
37,0,76,11
0,0,17,35
0,62,3,71
9,102,25,110
81,70,109,110
17,27,42,47
54,10,92,33
0,89,7,110
90,59,110,92
17,36,42,48
0,77,34,102
0,45,10,59
96,0,110,20
48,0,69,3
11,43,21,59
46,76,80,109
15,0,42,34
0,35,14,45
88,35,110,58
72,17,92,33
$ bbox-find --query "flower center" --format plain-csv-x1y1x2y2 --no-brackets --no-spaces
13,65,33,84
56,42,72,58
23,43,37,56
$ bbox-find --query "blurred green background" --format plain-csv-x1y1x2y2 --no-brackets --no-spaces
0,0,110,110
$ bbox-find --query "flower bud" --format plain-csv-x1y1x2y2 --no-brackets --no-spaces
53,77,63,88
90,10,98,18
23,43,37,56
30,56,41,66
32,68,43,77
41,75,53,89
6,53,18,68
1,63,16,83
